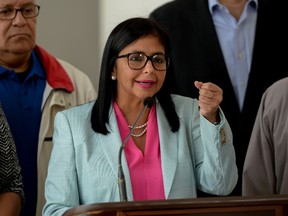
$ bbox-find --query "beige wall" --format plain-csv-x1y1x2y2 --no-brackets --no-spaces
36,0,171,90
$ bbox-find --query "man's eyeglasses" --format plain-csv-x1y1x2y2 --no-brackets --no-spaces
117,52,170,71
0,5,40,20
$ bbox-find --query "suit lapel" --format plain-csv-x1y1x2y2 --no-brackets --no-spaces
191,0,228,74
191,0,239,111
100,103,180,200
156,103,178,198
99,107,134,200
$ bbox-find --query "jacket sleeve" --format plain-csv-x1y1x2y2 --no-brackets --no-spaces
196,107,238,195
0,105,25,206
242,82,285,195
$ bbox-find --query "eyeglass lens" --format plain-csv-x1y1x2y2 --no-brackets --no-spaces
128,53,168,71
0,5,39,20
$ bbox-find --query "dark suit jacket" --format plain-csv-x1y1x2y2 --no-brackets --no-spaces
150,0,288,196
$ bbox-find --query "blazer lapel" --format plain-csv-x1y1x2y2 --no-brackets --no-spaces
99,107,134,200
100,104,179,200
191,0,238,110
156,103,178,198
192,0,227,72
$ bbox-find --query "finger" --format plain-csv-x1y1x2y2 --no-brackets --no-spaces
199,88,216,99
194,81,203,90
209,91,214,99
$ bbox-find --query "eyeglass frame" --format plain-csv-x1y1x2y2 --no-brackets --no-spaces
116,52,170,71
0,4,40,20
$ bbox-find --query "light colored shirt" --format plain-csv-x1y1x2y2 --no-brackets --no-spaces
114,102,165,200
209,0,257,110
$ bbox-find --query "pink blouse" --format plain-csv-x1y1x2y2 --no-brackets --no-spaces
114,101,165,200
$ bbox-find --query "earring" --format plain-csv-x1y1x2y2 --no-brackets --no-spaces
111,75,116,80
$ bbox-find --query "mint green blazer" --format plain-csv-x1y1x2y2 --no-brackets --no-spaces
43,95,238,216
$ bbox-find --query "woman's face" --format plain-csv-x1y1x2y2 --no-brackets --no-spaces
113,34,167,104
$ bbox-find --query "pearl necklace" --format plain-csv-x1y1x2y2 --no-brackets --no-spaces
128,121,148,129
128,121,148,137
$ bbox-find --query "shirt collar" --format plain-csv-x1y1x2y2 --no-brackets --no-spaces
0,50,45,80
208,0,258,14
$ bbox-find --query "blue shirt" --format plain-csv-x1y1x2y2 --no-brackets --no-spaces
0,50,46,216
209,0,257,110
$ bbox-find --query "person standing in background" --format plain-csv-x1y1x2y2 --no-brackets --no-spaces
0,0,97,215
243,77,288,195
149,0,288,196
0,104,24,216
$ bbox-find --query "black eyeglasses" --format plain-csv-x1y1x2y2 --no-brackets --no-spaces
0,5,40,20
117,52,170,71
